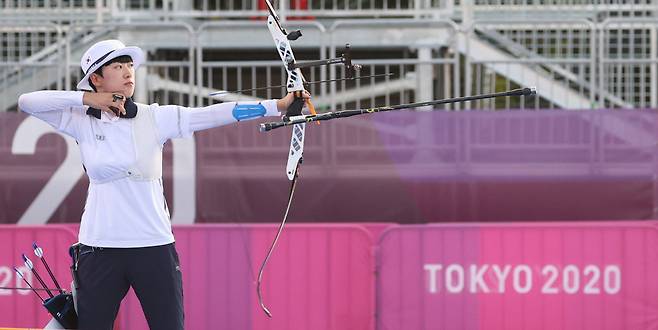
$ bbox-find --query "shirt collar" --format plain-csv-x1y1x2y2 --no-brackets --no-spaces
100,111,120,122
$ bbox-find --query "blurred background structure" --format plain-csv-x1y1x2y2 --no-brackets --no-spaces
1,0,657,112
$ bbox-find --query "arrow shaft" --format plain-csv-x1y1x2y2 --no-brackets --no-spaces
33,243,65,294
30,269,54,298
19,279,45,302
40,258,64,293
12,273,45,302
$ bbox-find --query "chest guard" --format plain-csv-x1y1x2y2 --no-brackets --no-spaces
87,103,162,184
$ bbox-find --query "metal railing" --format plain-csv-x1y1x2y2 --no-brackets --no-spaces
456,0,658,21
0,0,107,23
0,0,452,21
112,0,452,19
1,18,657,112
599,18,658,109
2,0,655,23
0,24,66,112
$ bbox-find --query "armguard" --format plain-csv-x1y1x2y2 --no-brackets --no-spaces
232,103,267,121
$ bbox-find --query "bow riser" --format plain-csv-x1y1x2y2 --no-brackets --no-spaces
266,13,306,181
267,17,306,92
286,119,305,180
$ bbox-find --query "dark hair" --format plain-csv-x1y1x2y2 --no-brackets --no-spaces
88,55,133,92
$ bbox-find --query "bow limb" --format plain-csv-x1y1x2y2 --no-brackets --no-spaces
256,160,300,318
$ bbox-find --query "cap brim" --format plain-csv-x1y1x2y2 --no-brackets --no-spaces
76,46,146,91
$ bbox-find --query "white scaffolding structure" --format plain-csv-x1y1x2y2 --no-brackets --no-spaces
0,0,656,111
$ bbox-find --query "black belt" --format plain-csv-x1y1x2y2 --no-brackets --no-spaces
78,244,105,255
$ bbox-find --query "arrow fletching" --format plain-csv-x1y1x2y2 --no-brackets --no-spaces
14,266,24,278
33,242,44,258
22,254,34,270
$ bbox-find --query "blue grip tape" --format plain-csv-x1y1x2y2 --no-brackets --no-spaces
232,103,267,121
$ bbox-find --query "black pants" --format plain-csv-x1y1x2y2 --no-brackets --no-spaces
75,243,184,330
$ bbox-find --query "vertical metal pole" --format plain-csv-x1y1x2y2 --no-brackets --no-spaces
280,0,288,23
463,32,472,110
196,27,204,107
329,29,337,111
414,44,437,163
121,0,127,22
319,26,327,102
443,53,451,109
451,23,460,110
188,28,195,107
110,0,117,19
653,30,658,218
598,22,606,108
65,29,71,90
650,25,657,108
589,22,596,108
462,0,473,110
56,26,63,90
95,0,103,24
415,45,433,110
135,65,148,103
414,0,422,19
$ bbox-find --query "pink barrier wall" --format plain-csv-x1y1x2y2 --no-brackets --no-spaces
0,225,78,328
117,224,375,330
377,221,658,330
3,222,658,329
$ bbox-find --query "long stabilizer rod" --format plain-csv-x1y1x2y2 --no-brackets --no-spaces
260,87,536,132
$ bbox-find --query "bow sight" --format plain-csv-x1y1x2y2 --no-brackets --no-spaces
289,43,362,79
209,44,376,96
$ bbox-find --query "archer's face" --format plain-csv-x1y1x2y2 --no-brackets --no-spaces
91,61,135,97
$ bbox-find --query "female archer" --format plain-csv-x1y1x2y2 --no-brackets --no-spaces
18,39,309,329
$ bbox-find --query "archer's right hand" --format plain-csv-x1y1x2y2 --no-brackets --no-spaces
83,92,127,116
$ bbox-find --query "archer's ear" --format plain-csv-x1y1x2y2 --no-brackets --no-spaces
89,73,102,88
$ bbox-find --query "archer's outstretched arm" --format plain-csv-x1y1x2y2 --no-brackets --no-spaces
183,90,309,132
152,91,310,144
152,100,277,144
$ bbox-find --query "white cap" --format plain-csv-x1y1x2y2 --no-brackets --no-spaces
77,39,145,91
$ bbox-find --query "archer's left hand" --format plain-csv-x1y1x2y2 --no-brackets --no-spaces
276,90,311,113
